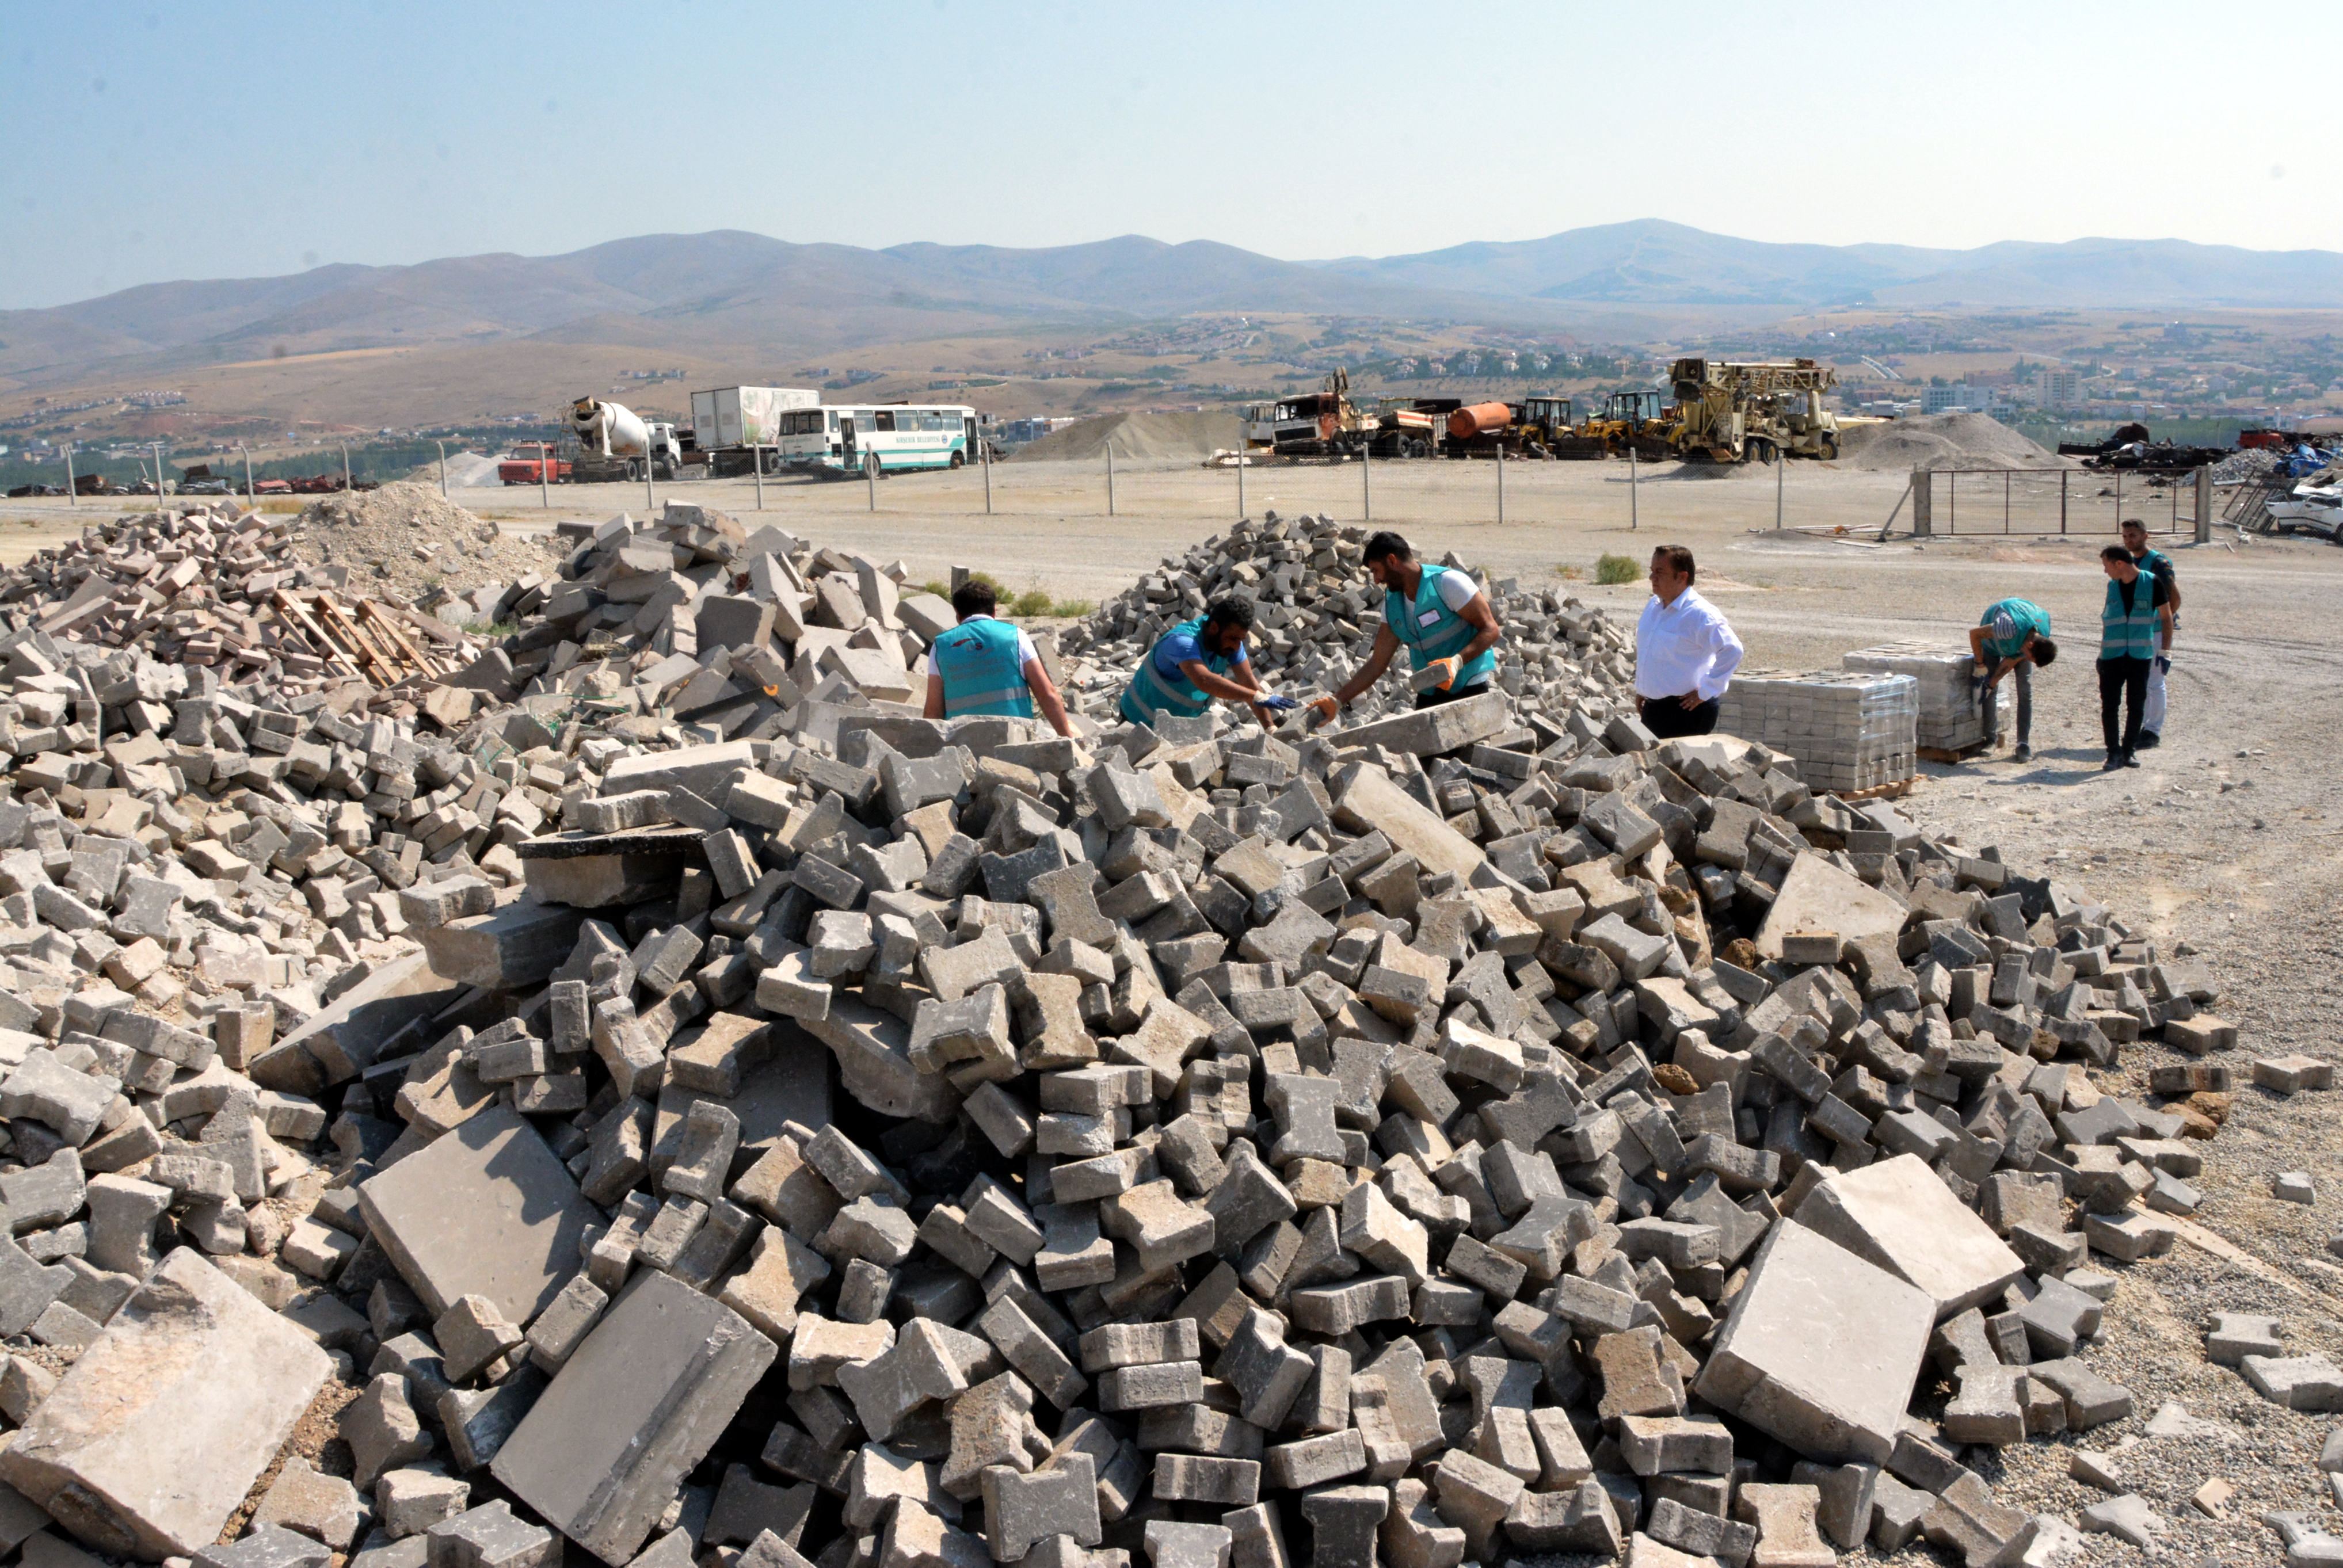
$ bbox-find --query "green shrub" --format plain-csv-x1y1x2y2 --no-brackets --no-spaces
1010,588,1054,618
1595,554,1640,585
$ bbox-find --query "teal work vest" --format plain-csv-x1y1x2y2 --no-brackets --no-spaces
1120,617,1238,726
931,618,1034,718
1979,597,2051,661
2099,577,2159,661
1386,564,1497,689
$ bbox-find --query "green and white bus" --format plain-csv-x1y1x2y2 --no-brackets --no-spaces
774,404,979,478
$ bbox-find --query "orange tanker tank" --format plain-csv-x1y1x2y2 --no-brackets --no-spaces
1447,402,1513,440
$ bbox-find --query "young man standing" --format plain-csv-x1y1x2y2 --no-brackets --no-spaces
1118,594,1287,730
1968,598,2058,762
2096,544,2173,771
1308,531,1503,721
1633,545,1743,739
923,580,1074,737
2121,518,2180,747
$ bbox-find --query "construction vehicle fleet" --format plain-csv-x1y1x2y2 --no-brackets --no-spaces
1241,358,1841,466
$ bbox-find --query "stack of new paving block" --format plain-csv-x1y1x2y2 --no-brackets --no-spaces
1843,640,1998,753
1714,670,1918,795
0,498,2298,1568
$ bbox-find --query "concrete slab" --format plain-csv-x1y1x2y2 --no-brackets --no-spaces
359,1105,597,1323
1693,1220,1933,1466
1792,1154,2025,1321
0,1248,333,1559
493,1272,776,1565
1331,765,1485,884
1755,854,1908,964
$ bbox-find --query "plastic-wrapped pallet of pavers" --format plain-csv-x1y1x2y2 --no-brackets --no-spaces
1716,669,1918,794
1842,639,1997,753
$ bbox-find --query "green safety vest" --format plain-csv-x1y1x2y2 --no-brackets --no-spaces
1386,564,1497,689
2099,577,2159,661
931,617,1034,719
1121,617,1239,726
1979,598,2051,661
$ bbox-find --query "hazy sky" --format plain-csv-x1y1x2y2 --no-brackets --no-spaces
2,1,2328,311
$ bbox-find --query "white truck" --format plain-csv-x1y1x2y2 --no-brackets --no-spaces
568,397,683,482
689,386,820,475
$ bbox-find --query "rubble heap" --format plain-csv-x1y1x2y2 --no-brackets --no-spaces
295,480,563,608
0,503,471,690
0,498,2329,1568
1058,512,1639,727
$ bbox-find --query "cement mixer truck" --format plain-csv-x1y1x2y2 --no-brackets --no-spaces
568,396,683,483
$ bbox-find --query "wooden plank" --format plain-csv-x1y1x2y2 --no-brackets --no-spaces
359,600,440,679
313,592,402,685
271,591,360,679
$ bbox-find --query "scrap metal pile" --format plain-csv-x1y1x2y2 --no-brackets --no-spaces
0,499,2333,1568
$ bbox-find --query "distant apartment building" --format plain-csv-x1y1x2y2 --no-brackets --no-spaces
2035,371,2079,407
1922,384,1997,415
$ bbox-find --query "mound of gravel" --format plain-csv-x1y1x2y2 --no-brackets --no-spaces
290,479,562,609
406,451,504,489
1007,410,1245,464
1836,413,2068,472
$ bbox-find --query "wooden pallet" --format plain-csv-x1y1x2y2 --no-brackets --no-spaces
1831,777,1917,802
1918,736,1998,764
272,589,451,686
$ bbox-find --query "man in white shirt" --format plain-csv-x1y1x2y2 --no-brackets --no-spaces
1633,544,1743,739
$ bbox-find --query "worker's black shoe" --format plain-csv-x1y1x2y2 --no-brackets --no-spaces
2136,731,2161,750
2013,743,2032,762
2121,750,2142,769
2102,750,2123,772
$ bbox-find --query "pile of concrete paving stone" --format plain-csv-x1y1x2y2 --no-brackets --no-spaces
1,498,2341,1568
1056,512,1639,725
0,503,478,691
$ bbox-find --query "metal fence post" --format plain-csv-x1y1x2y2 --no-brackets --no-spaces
239,444,254,506
436,440,448,499
1362,438,1371,522
1106,444,1116,517
1236,442,1245,520
644,444,655,513
1629,445,1637,529
982,432,992,516
753,447,764,512
2195,466,2212,543
153,442,166,516
867,453,877,512
1496,443,1504,525
540,441,551,509
62,443,75,507
1910,469,1932,537
340,442,352,497
1775,454,1784,531
2060,470,2067,535
2115,469,2121,528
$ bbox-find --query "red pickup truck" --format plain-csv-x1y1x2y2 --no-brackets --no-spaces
497,452,572,485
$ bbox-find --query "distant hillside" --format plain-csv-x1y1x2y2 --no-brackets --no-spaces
1309,219,2343,308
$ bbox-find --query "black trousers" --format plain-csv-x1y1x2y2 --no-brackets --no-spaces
1640,695,1720,738
2098,657,2149,753
1414,681,1492,711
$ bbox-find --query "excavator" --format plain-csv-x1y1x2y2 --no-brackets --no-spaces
1662,358,1841,463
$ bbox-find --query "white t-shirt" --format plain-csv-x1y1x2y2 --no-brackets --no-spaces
1431,570,1479,613
924,614,1038,677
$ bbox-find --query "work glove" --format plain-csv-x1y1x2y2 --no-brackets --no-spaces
1306,695,1340,722
1427,655,1461,692
2155,655,2171,674
1256,695,1298,712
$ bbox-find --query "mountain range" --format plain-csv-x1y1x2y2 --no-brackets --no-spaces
4,219,2338,395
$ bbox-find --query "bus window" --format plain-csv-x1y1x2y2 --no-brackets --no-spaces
826,410,839,432
874,411,896,432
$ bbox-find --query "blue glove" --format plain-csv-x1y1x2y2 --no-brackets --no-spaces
2155,656,2170,674
1258,695,1298,712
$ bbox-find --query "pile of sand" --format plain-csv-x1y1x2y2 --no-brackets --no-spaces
288,479,561,608
1006,410,1245,464
1834,413,2066,472
406,451,503,489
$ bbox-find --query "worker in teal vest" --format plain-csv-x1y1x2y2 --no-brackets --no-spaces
1967,598,2058,763
1307,530,1503,723
1118,596,1290,730
2121,518,2181,747
922,580,1073,735
2095,545,2171,772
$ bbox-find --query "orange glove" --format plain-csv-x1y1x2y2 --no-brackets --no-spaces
1307,696,1340,722
1427,655,1461,691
